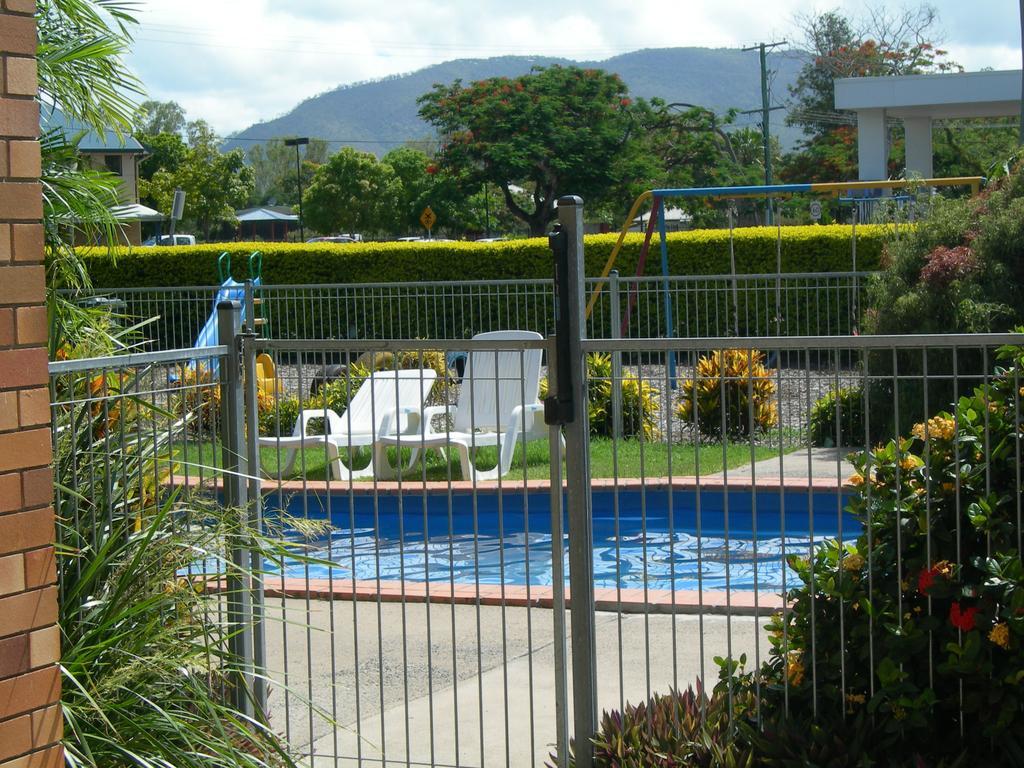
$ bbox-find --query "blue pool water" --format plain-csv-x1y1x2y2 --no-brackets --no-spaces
266,487,856,592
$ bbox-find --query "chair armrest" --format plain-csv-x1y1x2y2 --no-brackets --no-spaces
378,406,422,437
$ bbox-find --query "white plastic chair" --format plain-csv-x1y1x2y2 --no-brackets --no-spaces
373,331,560,481
258,368,436,480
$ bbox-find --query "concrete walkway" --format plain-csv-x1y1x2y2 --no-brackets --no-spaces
707,446,855,483
264,599,767,767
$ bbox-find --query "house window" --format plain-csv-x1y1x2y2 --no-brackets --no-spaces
104,154,123,175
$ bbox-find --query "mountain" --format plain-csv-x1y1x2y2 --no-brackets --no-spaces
223,47,806,157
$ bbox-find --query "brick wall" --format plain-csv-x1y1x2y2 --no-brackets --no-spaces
0,2,63,766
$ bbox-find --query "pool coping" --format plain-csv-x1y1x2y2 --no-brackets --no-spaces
214,576,786,615
180,474,849,495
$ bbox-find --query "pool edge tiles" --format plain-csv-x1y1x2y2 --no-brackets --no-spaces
248,576,787,615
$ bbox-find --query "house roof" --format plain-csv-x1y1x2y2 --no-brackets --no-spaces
41,107,146,153
235,206,299,223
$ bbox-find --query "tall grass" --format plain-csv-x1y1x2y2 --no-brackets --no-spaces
52,364,300,768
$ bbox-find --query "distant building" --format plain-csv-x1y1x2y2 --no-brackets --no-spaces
41,107,148,244
235,206,300,241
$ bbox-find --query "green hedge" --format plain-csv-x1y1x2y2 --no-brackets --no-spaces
81,224,886,288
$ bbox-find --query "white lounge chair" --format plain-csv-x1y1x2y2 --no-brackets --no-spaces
258,368,436,480
373,330,558,481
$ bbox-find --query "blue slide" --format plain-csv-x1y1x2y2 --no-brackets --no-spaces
190,276,260,378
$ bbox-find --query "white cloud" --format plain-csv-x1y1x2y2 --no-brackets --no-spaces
124,0,1023,135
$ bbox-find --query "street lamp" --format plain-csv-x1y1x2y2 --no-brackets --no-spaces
284,137,309,241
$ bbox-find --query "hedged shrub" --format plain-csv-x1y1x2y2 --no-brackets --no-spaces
724,342,1024,765
79,225,885,288
676,349,778,439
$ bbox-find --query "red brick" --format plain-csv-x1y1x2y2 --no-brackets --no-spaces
0,634,29,678
14,307,45,347
0,473,21,513
0,14,35,55
0,392,16,432
4,58,35,98
0,713,31,762
21,548,52,590
10,225,41,264
29,704,59,746
0,509,52,555
4,1,37,15
0,309,13,345
0,428,49,474
0,98,37,139
0,349,47,389
16,390,47,429
27,626,57,671
19,468,50,510
0,553,24,596
0,266,44,305
0,665,60,721
7,141,38,178
0,744,64,768
0,223,10,262
0,183,41,221
0,587,57,639
0,140,8,178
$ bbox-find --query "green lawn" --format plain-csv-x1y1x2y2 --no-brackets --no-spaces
173,437,785,483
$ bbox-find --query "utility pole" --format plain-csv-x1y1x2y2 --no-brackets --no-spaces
284,137,309,241
742,41,787,223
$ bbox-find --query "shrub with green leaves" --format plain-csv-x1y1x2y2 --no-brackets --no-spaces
808,385,865,447
553,686,754,768
677,348,778,439
724,342,1024,765
541,352,659,440
258,365,370,437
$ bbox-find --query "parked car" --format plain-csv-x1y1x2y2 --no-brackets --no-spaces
142,234,196,246
306,236,358,244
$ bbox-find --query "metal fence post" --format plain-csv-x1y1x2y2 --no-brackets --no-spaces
558,196,598,768
610,270,623,440
217,301,255,720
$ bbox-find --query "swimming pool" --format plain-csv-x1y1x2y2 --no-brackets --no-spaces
266,485,855,593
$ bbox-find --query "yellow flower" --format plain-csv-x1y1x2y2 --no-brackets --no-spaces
787,653,805,687
842,553,865,572
911,416,956,442
846,473,865,487
893,706,907,721
934,560,954,577
989,622,1011,650
899,455,923,473
845,693,866,705
942,482,955,493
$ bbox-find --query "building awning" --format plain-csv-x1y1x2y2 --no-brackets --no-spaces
112,203,165,222
235,207,299,223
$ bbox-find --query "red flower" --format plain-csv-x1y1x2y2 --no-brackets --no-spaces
949,602,978,632
918,567,937,594
620,98,631,107
426,164,438,175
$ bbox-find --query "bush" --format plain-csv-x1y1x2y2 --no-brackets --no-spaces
677,348,778,439
724,342,1024,765
258,365,370,437
808,385,865,447
540,352,659,440
80,225,886,288
171,363,222,434
554,686,754,768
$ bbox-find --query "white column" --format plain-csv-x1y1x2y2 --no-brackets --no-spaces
855,108,888,180
903,116,934,179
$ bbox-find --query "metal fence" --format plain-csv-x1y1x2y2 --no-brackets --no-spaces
60,271,870,353
49,209,1022,767
51,324,1024,767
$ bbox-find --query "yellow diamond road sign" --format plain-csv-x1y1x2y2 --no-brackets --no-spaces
420,206,436,230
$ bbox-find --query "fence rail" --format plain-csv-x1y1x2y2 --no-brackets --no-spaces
60,271,872,353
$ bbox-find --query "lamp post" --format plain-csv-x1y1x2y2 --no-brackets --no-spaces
284,137,309,241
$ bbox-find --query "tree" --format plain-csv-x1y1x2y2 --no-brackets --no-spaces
247,137,328,206
302,147,399,236
136,130,187,196
140,119,254,239
782,6,959,182
418,66,650,235
134,99,186,136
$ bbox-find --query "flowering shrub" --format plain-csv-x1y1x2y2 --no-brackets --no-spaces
677,348,778,439
726,343,1024,763
919,244,978,288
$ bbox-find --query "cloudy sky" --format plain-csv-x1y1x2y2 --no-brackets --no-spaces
125,1,1023,136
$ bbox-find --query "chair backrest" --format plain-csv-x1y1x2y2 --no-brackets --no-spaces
340,368,437,435
453,330,543,434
